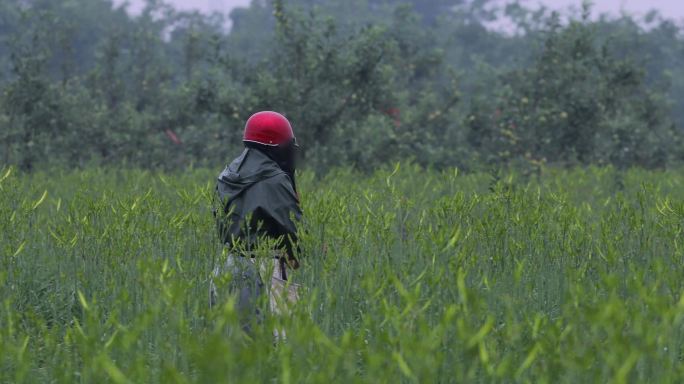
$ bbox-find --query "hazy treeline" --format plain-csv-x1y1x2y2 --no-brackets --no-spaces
1,0,683,172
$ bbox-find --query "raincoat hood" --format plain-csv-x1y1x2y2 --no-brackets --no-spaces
217,148,286,204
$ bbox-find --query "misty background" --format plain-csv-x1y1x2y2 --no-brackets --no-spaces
116,0,684,20
1,0,683,173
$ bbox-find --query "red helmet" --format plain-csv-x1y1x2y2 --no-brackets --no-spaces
243,111,297,147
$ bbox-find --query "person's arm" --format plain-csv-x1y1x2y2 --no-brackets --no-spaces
254,175,302,265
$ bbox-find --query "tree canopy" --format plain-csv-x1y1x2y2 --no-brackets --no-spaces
0,0,682,171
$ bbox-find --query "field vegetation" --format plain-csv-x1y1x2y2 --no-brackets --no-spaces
2,0,684,382
1,165,683,383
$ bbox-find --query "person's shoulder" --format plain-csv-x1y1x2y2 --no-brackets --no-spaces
258,172,293,190
247,173,297,208
250,172,295,200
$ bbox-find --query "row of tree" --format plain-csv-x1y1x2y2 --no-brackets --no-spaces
1,0,683,172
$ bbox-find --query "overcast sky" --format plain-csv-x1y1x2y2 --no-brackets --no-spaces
115,0,684,21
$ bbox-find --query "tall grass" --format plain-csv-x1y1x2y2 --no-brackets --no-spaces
0,165,682,383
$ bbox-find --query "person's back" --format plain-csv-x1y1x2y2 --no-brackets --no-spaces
210,111,302,333
216,147,301,253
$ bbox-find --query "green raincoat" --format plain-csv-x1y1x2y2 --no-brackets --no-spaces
215,147,302,257
210,147,302,330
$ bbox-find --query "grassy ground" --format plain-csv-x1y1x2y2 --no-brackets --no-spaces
0,164,683,383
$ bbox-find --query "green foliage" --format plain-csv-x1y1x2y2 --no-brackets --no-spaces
1,165,684,382
0,0,683,171
467,6,682,170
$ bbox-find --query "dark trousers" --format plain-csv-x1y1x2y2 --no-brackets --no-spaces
209,254,265,333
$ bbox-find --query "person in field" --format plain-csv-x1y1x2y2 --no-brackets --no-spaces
210,111,302,333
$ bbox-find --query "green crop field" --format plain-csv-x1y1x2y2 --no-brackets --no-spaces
1,165,683,383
